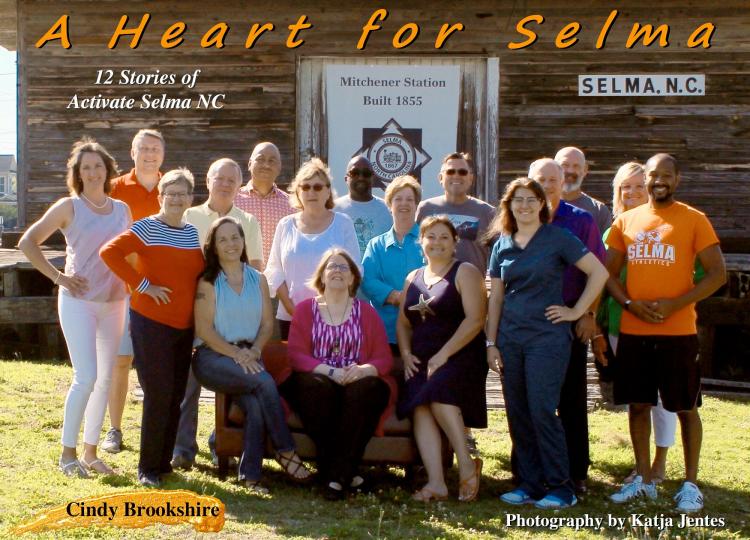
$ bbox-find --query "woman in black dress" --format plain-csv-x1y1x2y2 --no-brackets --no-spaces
397,215,488,502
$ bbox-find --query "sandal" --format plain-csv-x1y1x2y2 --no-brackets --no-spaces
275,452,312,483
411,486,448,502
59,457,89,479
81,457,115,475
243,480,269,495
458,457,482,502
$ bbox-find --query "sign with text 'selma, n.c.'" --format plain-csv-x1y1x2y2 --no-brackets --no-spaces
326,65,460,200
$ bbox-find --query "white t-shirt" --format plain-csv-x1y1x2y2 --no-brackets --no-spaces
264,212,361,320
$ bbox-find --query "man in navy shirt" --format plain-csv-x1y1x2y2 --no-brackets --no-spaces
528,158,606,494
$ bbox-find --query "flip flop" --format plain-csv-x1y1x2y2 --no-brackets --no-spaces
243,480,270,495
412,486,448,502
81,457,115,475
458,457,482,502
59,457,89,479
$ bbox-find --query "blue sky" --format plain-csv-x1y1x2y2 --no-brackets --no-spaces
0,49,17,157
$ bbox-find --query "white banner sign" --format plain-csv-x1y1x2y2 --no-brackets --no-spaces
579,74,705,96
326,64,460,200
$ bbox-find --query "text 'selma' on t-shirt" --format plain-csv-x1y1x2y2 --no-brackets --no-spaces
606,201,719,336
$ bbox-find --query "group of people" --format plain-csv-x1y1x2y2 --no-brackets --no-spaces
19,133,725,513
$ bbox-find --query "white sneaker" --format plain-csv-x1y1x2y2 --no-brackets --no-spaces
610,475,657,503
674,481,704,513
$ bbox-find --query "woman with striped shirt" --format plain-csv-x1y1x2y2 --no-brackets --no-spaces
283,248,395,500
100,168,204,487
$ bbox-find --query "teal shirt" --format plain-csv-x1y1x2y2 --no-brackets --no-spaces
361,223,425,343
213,264,263,343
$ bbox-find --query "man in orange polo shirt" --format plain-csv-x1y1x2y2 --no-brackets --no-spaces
101,129,165,454
606,153,726,512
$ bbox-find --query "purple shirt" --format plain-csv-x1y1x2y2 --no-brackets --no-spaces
551,200,606,306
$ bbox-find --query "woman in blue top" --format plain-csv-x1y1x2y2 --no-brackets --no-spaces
484,178,608,509
361,175,425,353
192,217,311,493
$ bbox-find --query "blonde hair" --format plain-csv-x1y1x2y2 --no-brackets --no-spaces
612,162,644,216
384,175,422,207
288,158,334,210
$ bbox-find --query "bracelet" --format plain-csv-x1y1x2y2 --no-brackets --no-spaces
53,272,62,285
593,334,603,339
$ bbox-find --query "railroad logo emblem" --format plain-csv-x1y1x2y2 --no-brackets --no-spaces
355,119,431,189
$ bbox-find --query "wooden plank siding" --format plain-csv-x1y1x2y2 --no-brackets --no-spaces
15,1,750,249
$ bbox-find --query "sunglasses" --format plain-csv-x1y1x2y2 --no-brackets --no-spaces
300,183,329,192
347,168,373,179
443,168,469,176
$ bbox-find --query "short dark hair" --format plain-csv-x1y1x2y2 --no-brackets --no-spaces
66,138,119,195
441,152,474,174
646,153,680,175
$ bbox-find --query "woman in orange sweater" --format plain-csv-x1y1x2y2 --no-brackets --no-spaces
100,168,204,487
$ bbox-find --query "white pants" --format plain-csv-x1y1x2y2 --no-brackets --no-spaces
609,334,677,448
58,294,126,448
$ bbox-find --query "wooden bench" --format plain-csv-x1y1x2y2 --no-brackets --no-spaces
212,341,452,480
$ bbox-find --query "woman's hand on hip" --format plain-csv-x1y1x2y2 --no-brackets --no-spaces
545,304,579,324
340,364,377,385
143,284,173,305
487,346,503,375
402,352,421,380
58,273,89,297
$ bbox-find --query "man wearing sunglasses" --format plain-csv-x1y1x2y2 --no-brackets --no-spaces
334,155,392,258
416,152,495,276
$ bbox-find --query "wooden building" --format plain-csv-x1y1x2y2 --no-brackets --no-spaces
6,0,749,254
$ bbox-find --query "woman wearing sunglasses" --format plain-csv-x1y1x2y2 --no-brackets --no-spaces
264,158,360,339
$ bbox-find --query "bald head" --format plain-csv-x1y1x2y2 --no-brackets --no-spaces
248,142,282,188
529,158,564,207
555,146,588,194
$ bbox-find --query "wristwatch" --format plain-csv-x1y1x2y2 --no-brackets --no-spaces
624,299,632,311
486,340,496,348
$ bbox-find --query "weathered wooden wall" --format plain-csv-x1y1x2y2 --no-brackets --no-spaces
16,0,750,248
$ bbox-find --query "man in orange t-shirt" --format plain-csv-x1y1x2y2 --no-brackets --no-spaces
101,129,165,455
605,153,725,513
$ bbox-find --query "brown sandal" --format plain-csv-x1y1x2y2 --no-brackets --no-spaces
275,452,312,483
412,486,448,502
458,457,482,502
243,480,270,495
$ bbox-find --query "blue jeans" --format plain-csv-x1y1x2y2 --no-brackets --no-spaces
173,367,214,462
191,346,295,481
500,337,575,502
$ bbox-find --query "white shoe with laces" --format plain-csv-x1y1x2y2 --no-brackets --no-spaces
674,481,704,513
610,475,657,503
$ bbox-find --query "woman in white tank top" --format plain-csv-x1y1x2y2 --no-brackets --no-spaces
19,138,131,478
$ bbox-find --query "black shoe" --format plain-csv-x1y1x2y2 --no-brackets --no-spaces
323,481,345,501
574,479,588,495
139,473,161,488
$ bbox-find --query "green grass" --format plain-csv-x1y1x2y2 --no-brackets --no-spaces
0,358,748,539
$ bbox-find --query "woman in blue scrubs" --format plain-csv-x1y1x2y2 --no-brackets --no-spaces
485,177,608,509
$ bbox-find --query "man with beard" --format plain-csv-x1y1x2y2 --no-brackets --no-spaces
528,158,605,495
555,147,612,235
334,155,392,258
606,153,725,512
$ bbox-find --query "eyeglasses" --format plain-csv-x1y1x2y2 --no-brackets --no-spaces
162,192,191,199
300,183,329,192
347,168,373,179
326,263,351,272
511,197,541,205
443,168,469,176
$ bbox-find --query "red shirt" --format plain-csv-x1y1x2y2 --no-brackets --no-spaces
111,169,161,221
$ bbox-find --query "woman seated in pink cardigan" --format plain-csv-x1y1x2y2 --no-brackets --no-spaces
282,247,395,500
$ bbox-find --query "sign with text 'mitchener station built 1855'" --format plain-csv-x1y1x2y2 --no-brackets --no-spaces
326,65,460,200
